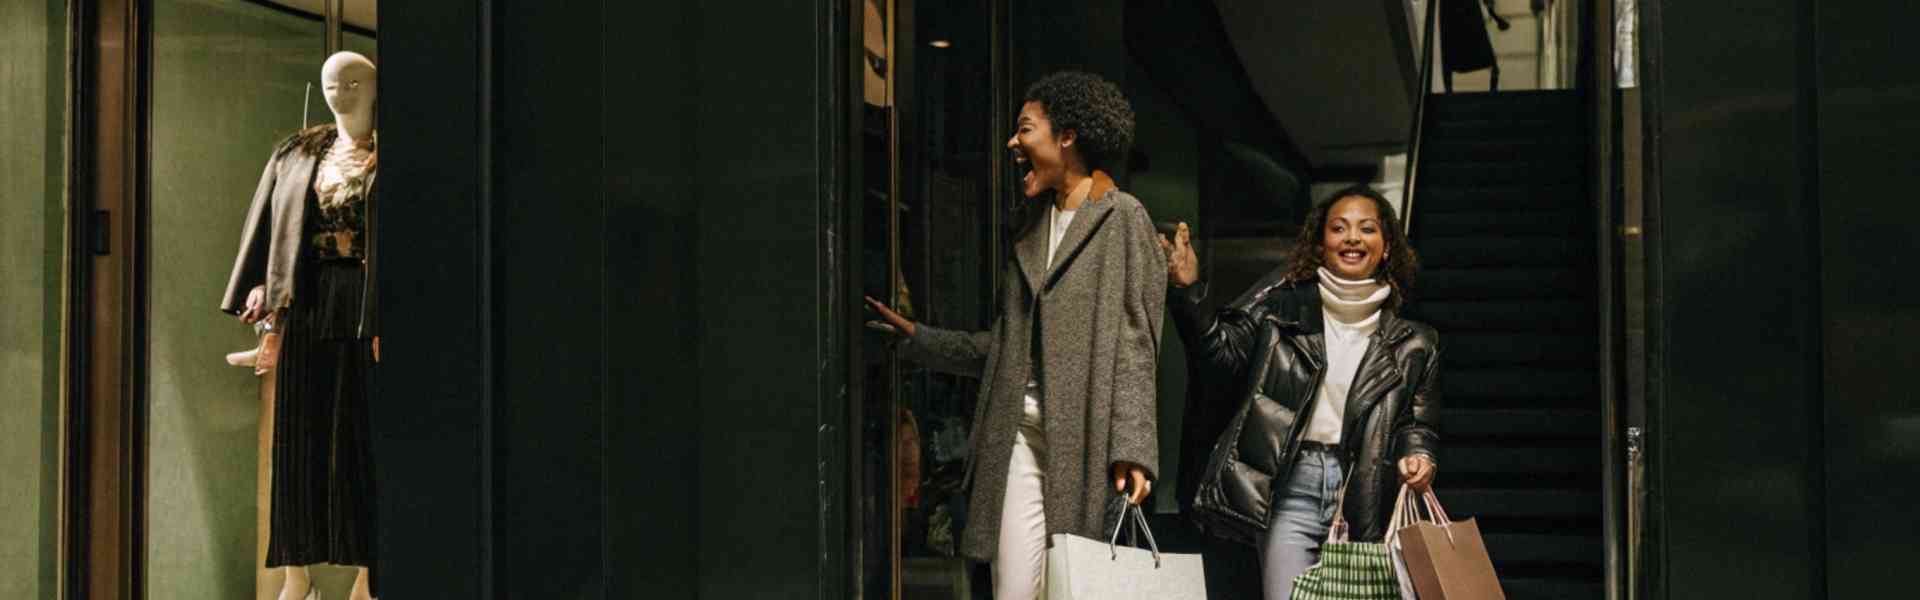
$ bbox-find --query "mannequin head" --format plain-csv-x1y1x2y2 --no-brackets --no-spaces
321,52,376,135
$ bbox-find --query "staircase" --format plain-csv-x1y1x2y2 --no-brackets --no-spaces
1403,90,1604,599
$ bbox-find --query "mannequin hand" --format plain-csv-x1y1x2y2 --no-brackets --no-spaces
240,286,267,323
1156,222,1200,288
372,336,380,363
863,296,916,337
1398,455,1436,491
1113,462,1152,505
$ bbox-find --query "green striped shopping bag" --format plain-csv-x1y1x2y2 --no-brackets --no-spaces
1289,483,1402,600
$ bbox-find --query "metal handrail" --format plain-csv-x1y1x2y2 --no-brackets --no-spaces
1401,0,1441,235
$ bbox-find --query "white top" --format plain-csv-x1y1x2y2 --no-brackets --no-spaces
1048,203,1077,266
1302,268,1390,445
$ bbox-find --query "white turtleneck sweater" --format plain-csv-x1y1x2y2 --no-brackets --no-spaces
1302,267,1391,445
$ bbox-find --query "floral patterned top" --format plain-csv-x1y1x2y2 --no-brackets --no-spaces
309,136,375,260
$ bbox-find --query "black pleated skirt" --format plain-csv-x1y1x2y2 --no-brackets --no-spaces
266,259,377,569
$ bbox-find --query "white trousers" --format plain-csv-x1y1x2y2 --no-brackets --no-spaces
993,390,1048,600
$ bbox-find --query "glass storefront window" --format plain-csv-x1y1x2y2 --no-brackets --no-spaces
147,2,375,597
0,1,69,597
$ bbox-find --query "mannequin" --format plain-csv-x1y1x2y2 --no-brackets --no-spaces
221,51,380,600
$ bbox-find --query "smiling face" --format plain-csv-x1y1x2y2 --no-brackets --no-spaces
1319,195,1390,280
1007,101,1078,198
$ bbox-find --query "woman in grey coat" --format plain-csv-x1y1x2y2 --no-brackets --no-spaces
866,71,1167,600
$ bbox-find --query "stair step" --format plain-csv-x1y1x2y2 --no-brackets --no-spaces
1445,368,1593,402
1428,90,1583,117
1428,102,1583,125
1417,183,1589,212
1418,267,1588,300
1445,487,1602,519
1444,443,1599,476
1416,235,1592,269
1408,299,1594,332
1443,332,1596,368
1442,408,1601,439
1421,161,1584,188
1482,533,1605,567
1501,577,1605,599
1428,117,1582,141
1423,139,1585,164
1415,208,1585,236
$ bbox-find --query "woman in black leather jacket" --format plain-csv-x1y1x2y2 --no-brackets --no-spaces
1160,186,1441,599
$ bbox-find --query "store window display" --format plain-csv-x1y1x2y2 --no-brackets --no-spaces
220,51,381,600
143,2,379,597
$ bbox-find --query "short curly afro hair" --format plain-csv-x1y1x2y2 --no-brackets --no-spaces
1023,70,1136,172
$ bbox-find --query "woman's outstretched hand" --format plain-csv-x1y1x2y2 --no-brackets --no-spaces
1113,462,1152,505
1398,455,1436,491
1157,222,1200,288
863,296,916,337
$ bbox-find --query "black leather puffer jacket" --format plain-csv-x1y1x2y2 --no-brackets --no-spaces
1173,278,1441,545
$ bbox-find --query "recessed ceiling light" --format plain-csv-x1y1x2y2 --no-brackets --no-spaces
929,40,953,49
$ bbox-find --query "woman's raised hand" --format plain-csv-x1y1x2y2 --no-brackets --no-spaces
863,296,917,337
1157,222,1200,288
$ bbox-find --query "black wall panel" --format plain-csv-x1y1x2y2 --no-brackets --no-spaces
492,1,611,596
1648,0,1920,597
601,0,702,596
374,3,489,598
686,0,840,594
1649,0,1821,597
1814,1,1920,597
377,1,844,597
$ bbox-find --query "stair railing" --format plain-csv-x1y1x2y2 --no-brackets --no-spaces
1402,0,1441,235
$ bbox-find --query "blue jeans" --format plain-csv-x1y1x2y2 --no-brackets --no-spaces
1261,447,1345,600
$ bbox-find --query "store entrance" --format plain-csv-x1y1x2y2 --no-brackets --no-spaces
854,0,1007,597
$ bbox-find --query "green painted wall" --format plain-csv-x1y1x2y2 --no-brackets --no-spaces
148,1,372,597
0,1,66,598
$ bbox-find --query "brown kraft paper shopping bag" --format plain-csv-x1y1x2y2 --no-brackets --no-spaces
1398,489,1504,600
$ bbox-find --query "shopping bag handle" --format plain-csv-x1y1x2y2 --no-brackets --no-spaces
1419,488,1458,547
1107,494,1164,568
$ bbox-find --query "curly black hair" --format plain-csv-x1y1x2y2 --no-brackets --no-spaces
1022,70,1136,172
1282,184,1421,311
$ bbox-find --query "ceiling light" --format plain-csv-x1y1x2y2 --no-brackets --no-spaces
929,40,953,49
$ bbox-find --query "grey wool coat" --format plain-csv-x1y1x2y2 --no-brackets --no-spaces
900,172,1168,562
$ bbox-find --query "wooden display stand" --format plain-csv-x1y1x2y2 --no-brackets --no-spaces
256,369,280,600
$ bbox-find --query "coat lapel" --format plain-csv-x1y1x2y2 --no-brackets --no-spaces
1343,313,1411,431
1043,171,1118,290
1013,171,1119,294
1013,209,1048,294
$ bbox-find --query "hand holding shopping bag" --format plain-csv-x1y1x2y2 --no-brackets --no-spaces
1395,487,1505,599
1046,494,1206,600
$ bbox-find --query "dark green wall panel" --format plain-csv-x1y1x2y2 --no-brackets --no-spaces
600,0,699,596
372,0,489,596
491,0,608,595
1650,0,1820,596
1815,1,1920,596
